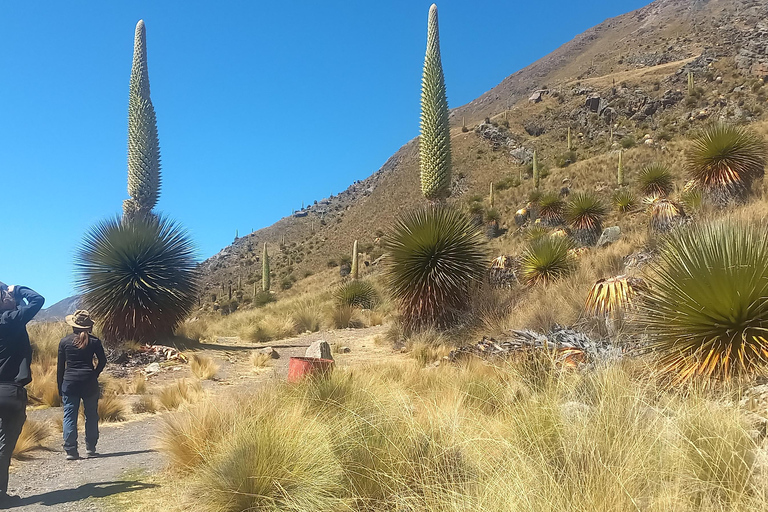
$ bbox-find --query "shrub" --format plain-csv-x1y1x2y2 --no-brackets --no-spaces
75,215,198,344
384,206,487,331
252,291,275,307
484,208,501,224
520,236,575,286
333,280,379,310
638,163,674,197
565,192,607,246
555,150,577,168
620,136,636,149
612,188,637,212
686,123,766,205
537,192,565,226
640,220,768,381
189,354,219,380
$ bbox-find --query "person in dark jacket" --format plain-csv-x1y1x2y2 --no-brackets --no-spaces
57,310,106,460
0,281,44,504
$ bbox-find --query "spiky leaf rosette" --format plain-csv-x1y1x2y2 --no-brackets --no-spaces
640,220,768,382
638,163,674,197
334,280,379,310
538,192,565,226
384,205,487,331
686,123,766,205
75,215,198,344
647,197,686,233
584,275,646,319
565,192,607,246
419,4,452,201
612,188,637,213
520,236,575,286
125,20,161,218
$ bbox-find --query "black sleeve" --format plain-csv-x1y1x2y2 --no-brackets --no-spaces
57,339,66,394
94,339,107,376
12,287,45,325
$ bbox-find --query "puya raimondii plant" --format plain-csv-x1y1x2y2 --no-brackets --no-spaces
124,20,161,220
419,4,452,202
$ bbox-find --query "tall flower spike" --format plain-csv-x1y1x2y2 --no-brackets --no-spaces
419,4,452,201
125,19,161,219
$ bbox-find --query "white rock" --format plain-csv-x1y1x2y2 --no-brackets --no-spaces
305,340,333,360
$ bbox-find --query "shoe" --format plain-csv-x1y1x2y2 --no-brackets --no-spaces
65,452,80,460
86,448,98,458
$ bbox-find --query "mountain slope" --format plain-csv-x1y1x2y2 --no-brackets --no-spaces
198,0,768,307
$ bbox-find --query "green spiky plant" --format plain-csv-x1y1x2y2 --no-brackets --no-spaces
419,4,452,201
532,150,540,189
384,205,487,331
262,243,270,292
75,216,198,344
685,124,766,205
485,208,501,238
537,192,565,227
566,192,607,246
524,225,549,242
351,240,359,280
648,197,686,234
638,163,674,197
640,220,768,382
617,150,624,187
612,188,637,213
124,20,161,220
334,280,379,310
520,236,575,286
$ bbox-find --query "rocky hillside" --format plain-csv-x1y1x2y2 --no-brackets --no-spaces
198,0,768,309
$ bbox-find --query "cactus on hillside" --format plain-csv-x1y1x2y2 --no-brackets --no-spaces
687,71,694,96
262,243,270,292
567,127,572,151
617,150,624,186
351,240,359,280
124,20,161,220
533,150,540,189
419,4,452,201
489,182,494,209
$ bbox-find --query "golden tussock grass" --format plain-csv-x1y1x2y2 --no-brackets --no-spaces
249,352,272,368
156,379,204,411
12,419,51,460
28,363,61,407
144,358,767,512
132,394,158,414
79,394,127,423
189,354,219,380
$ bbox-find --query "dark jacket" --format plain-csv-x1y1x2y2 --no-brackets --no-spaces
0,286,45,386
57,334,107,396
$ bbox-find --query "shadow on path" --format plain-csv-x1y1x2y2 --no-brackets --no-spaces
94,449,156,459
9,480,158,508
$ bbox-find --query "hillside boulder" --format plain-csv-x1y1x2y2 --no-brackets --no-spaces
597,226,621,248
306,340,333,361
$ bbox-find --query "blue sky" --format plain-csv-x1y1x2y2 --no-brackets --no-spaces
0,0,649,305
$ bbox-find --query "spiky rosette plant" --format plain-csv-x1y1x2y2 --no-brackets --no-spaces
584,275,646,319
385,205,487,331
419,4,452,201
520,236,575,286
686,124,766,205
262,243,270,292
124,20,161,220
537,192,565,226
612,188,637,213
640,220,768,382
75,215,198,344
648,197,686,233
565,192,607,246
524,225,549,242
334,280,379,310
638,163,674,197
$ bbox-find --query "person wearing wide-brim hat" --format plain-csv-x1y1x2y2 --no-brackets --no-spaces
57,310,107,460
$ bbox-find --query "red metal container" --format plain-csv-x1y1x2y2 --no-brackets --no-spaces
287,356,335,383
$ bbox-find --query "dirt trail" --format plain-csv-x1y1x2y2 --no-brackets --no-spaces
6,325,392,511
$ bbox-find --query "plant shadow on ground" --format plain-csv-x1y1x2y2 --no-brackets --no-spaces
9,480,158,508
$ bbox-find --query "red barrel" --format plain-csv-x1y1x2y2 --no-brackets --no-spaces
287,356,335,383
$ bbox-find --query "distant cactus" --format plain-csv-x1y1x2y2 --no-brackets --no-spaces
617,150,624,186
419,4,452,201
687,71,694,96
489,182,494,208
262,243,270,292
567,127,572,151
533,150,540,189
124,20,161,220
351,240,359,280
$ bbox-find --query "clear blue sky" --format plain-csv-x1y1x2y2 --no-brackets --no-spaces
0,0,649,305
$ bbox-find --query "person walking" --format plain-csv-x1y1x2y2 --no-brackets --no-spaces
0,282,44,505
57,310,106,460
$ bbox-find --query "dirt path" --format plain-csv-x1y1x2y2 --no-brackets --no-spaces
6,325,393,511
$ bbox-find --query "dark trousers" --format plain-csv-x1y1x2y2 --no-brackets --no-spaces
0,384,26,494
62,391,99,454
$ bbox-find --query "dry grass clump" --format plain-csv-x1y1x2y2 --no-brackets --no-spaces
291,300,323,333
27,363,61,407
330,305,364,329
12,419,51,460
148,358,767,512
249,352,273,368
28,321,68,367
132,394,158,414
157,379,204,411
405,329,452,366
97,394,127,422
189,354,219,380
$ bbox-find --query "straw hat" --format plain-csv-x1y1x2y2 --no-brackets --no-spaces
66,310,95,329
